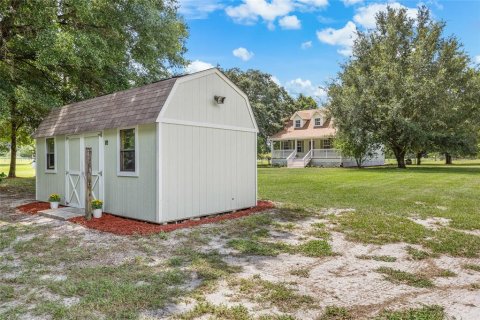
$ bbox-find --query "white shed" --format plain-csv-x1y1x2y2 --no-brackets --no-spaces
34,68,258,223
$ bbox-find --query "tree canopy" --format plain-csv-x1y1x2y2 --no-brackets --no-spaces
328,6,480,168
223,68,303,154
0,0,188,176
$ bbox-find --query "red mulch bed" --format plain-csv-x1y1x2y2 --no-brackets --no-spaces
68,200,275,236
16,201,65,214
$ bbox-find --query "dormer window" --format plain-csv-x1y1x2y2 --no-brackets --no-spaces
295,119,302,128
314,118,322,126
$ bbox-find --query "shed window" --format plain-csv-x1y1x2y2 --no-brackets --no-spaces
314,118,322,126
119,128,136,172
46,138,55,170
295,120,301,128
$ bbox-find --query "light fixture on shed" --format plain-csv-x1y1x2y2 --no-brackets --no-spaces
214,95,226,104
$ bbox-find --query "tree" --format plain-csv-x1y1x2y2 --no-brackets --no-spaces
222,68,299,154
328,6,478,168
294,94,317,110
0,0,188,177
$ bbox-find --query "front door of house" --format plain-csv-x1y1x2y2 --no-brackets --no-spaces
65,133,103,208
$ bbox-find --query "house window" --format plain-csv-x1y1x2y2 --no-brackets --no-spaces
314,118,322,126
119,128,136,173
295,120,301,128
283,141,291,150
297,141,303,153
46,138,55,171
323,138,332,149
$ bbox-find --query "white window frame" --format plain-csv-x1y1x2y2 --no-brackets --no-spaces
296,141,303,153
45,137,57,173
314,118,322,126
117,126,139,177
323,138,332,149
295,119,302,128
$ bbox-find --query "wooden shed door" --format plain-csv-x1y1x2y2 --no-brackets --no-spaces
65,134,103,208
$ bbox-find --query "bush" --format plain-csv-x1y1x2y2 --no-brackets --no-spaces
0,172,6,183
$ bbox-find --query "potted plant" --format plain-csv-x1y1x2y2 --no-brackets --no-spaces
48,194,61,209
92,199,103,218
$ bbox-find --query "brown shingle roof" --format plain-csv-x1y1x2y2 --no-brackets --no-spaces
271,109,336,140
34,77,177,138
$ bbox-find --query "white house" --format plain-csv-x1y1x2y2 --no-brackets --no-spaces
270,109,384,168
34,68,258,223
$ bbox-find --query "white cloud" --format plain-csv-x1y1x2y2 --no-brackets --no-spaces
474,55,480,64
353,2,417,29
186,60,214,73
279,15,301,29
178,0,223,19
316,21,357,56
342,0,363,6
225,0,292,25
225,0,328,28
270,76,281,86
233,47,254,61
285,78,327,101
316,2,417,57
301,41,313,49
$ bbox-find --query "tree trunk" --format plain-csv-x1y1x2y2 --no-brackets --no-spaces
8,121,17,178
416,152,422,165
393,148,406,169
445,153,452,165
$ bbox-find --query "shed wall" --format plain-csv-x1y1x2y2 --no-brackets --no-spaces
103,124,157,221
161,73,255,129
160,123,256,222
36,136,66,203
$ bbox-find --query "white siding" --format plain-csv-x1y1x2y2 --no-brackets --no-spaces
103,124,157,221
36,136,66,203
161,73,255,129
160,123,256,222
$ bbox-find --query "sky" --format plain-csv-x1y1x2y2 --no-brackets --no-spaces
178,0,480,102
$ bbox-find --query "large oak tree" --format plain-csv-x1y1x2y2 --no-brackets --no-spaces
328,6,479,168
0,0,188,177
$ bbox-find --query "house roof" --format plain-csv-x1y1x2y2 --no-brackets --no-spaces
34,68,230,138
271,109,336,140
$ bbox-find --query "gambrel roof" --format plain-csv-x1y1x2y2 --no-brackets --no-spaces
34,78,177,138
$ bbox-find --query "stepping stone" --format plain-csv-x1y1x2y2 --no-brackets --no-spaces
38,207,84,221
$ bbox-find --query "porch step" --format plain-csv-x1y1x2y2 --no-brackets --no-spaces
38,207,84,221
288,159,307,168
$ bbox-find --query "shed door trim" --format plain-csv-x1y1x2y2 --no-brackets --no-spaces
65,133,104,208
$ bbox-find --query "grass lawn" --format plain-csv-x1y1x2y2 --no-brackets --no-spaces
1,160,480,319
0,159,35,178
258,161,480,230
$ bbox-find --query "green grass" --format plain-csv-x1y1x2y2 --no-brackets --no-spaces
230,275,314,312
375,305,445,320
406,246,435,260
318,306,352,320
258,163,480,230
0,161,35,178
376,267,434,288
463,264,480,272
356,255,397,262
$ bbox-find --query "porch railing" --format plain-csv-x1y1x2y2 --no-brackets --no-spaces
312,149,342,159
272,149,295,159
286,150,297,166
302,149,313,166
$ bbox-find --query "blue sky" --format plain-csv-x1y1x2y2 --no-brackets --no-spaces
178,0,480,101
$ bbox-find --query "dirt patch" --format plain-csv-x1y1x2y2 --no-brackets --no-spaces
67,201,275,235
